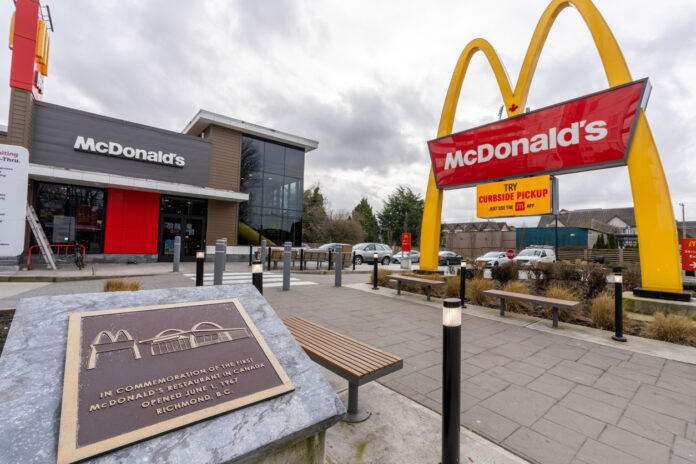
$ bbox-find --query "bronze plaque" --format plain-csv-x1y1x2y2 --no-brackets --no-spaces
57,298,294,464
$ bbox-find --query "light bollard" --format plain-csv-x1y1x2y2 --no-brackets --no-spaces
335,247,342,287
172,236,181,272
442,298,461,464
252,259,263,294
460,261,467,308
282,241,291,291
372,251,379,290
260,240,267,271
213,239,225,285
611,274,626,342
195,251,205,287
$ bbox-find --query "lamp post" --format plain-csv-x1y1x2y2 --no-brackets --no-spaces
460,261,467,308
442,298,461,464
252,259,263,294
611,274,626,342
372,251,379,290
195,251,205,287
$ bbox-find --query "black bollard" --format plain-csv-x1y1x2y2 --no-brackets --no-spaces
442,298,461,464
252,259,263,295
352,251,356,270
328,249,333,271
249,244,253,266
612,274,626,342
300,248,304,271
195,251,205,287
460,261,467,308
372,251,379,290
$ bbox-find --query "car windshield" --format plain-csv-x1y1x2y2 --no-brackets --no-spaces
518,249,538,256
483,252,499,258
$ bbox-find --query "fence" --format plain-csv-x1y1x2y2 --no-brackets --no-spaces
451,246,640,266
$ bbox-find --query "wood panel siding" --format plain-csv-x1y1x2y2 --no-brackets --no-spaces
206,200,238,245
8,88,34,149
207,125,241,191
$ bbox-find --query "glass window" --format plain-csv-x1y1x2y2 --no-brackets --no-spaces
284,147,304,178
263,142,285,175
34,182,106,253
365,244,375,251
263,174,284,210
161,196,207,217
241,137,264,175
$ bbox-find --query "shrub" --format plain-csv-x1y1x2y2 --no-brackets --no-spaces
502,281,531,313
623,264,641,291
580,263,609,299
491,262,518,285
468,277,495,306
646,313,696,346
103,279,142,292
544,284,579,322
556,262,582,281
590,293,617,330
528,261,555,291
444,276,461,298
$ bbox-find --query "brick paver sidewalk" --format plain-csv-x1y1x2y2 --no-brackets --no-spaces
264,282,696,464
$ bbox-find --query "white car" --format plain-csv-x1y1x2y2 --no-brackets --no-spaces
475,251,510,268
512,247,556,266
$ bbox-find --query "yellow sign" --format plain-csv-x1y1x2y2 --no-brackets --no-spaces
477,176,551,218
419,0,683,295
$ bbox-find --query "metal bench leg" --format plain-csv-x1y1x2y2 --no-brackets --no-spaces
426,286,431,301
397,281,401,295
552,307,559,328
500,298,506,317
343,382,370,423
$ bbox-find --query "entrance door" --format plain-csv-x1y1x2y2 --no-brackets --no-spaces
159,215,205,261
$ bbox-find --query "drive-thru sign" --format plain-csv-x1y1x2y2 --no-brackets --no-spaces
0,144,29,256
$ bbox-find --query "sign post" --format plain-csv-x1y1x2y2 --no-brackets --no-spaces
0,144,29,258
401,233,411,270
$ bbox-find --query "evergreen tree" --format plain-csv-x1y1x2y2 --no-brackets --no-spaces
607,233,617,249
377,186,424,247
302,184,329,244
352,198,378,242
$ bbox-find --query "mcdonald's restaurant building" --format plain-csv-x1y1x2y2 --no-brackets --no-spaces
1,2,317,265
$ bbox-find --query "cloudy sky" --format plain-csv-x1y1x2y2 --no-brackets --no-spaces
1,0,695,226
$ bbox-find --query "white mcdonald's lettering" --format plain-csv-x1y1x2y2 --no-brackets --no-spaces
444,119,607,170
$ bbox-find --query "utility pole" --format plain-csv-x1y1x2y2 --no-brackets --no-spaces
680,203,686,278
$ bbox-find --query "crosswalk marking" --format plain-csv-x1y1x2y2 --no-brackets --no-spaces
184,272,317,287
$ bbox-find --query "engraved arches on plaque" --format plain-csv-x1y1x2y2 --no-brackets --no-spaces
87,329,141,370
139,321,251,356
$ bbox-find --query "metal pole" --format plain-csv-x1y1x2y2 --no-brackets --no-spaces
283,241,291,291
680,203,686,278
172,236,181,272
442,298,461,464
195,251,205,287
372,251,379,290
328,249,333,271
261,240,267,271
213,239,225,285
300,248,304,271
612,274,626,342
249,244,253,266
252,259,263,294
352,251,356,270
335,246,342,287
460,261,467,308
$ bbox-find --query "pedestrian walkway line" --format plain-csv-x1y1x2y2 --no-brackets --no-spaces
184,272,317,287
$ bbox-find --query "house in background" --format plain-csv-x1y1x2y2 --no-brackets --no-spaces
441,221,516,257
535,207,635,248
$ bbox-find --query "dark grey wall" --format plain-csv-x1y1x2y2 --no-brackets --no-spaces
30,102,212,187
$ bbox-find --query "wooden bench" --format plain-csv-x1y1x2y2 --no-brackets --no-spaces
483,289,579,328
385,274,446,301
283,316,403,422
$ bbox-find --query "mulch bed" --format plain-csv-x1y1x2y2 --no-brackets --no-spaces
0,310,15,357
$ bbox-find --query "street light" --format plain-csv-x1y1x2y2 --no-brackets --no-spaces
372,251,379,290
460,261,467,308
252,259,263,294
442,298,461,464
195,251,205,287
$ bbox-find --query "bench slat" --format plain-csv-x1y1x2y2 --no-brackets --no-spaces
385,275,446,286
483,289,578,308
284,317,402,379
285,322,395,374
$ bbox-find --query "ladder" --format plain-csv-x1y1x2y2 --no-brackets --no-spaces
26,204,56,270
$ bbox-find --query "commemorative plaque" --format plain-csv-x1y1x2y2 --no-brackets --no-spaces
57,298,294,464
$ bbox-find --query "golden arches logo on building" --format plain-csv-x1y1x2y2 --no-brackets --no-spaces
420,0,683,296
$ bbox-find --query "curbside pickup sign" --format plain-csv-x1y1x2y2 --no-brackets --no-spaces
428,79,650,189
477,175,551,218
0,144,29,256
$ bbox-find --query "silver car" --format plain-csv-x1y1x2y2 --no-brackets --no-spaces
352,242,393,265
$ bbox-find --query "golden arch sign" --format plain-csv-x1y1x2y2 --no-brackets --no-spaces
420,0,684,297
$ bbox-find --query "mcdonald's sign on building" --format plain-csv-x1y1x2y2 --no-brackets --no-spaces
682,239,696,272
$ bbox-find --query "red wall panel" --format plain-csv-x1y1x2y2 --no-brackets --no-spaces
104,189,160,254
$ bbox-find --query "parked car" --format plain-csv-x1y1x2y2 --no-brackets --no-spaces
314,243,350,252
475,251,510,268
352,242,392,265
512,247,556,266
438,251,462,266
392,250,420,264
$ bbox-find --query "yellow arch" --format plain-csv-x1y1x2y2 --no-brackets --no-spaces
421,0,681,294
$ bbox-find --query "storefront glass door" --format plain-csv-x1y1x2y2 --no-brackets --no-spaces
159,215,205,261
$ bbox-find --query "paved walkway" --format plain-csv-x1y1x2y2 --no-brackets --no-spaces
264,281,696,464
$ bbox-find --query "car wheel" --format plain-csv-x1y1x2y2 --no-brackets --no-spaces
382,256,391,266
354,255,363,265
